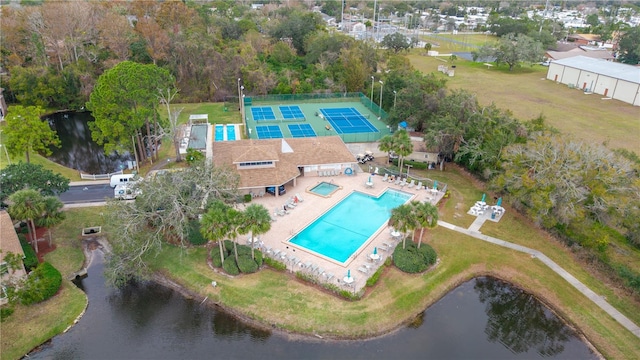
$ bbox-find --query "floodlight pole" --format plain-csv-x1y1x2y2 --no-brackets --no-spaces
379,80,384,116
370,76,375,102
393,90,397,109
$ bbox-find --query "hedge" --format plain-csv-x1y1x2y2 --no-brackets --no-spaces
392,158,428,170
393,242,437,273
237,254,259,273
264,257,287,271
187,220,207,246
222,256,240,276
19,235,38,271
18,262,62,305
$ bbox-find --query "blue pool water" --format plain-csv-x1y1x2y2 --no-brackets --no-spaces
290,189,411,262
215,124,224,141
227,124,236,140
309,182,340,197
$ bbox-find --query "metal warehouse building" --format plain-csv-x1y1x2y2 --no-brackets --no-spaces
546,56,640,106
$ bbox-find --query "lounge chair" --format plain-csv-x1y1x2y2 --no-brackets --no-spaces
408,179,415,188
357,266,369,274
304,261,312,269
400,178,407,187
381,173,389,182
416,181,423,190
272,249,281,258
316,267,325,276
395,178,402,185
294,193,304,202
325,273,334,282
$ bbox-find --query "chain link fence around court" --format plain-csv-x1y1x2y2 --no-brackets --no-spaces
244,92,390,143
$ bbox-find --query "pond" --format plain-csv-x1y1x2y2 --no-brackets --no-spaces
28,249,597,359
45,111,133,175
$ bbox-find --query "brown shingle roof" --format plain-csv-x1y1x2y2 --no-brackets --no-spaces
213,136,356,189
0,210,25,270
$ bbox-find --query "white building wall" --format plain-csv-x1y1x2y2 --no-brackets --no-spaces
593,75,618,98
576,70,598,91
560,67,581,86
546,63,564,82
612,80,640,105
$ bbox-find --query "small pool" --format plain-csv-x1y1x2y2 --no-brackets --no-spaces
289,189,412,263
215,124,224,141
227,125,236,140
308,181,340,197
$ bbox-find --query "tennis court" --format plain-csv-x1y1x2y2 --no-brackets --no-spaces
243,93,389,143
256,125,283,139
279,105,305,120
320,107,379,134
251,107,276,121
288,123,317,138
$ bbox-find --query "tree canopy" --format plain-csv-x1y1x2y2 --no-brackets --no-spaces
3,105,60,163
86,61,175,161
0,162,70,205
617,26,640,65
476,33,544,71
381,33,412,53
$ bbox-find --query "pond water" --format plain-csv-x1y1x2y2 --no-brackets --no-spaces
28,249,597,359
45,111,133,174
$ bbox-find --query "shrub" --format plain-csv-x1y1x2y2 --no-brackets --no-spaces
222,256,240,276
243,194,252,203
0,306,14,321
210,246,223,268
264,257,287,271
254,250,263,268
393,242,437,273
187,220,207,246
366,265,385,287
18,235,38,271
237,254,259,273
392,158,428,170
19,262,62,305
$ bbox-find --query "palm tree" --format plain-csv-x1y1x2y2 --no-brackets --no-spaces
378,134,396,165
412,201,439,248
394,130,413,178
226,207,242,263
35,196,65,247
239,204,272,260
200,200,232,265
7,189,45,253
389,204,417,249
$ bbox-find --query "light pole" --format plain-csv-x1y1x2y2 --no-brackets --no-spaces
378,80,384,116
370,76,375,102
393,90,397,109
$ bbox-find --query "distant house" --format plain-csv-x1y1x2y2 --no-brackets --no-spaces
567,33,601,46
212,136,357,196
0,210,27,299
545,46,614,62
546,56,640,106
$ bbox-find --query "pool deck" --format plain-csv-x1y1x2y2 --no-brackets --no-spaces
238,172,444,293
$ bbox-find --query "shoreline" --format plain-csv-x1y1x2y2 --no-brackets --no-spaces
149,259,603,358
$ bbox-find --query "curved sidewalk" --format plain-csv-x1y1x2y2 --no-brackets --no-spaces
438,220,640,339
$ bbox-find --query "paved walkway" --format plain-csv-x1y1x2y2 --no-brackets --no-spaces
438,220,640,339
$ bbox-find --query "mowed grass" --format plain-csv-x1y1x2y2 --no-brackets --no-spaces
0,281,87,360
407,52,640,153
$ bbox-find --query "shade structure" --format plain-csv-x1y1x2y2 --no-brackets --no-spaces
368,175,372,183
347,269,351,278
497,197,502,207
373,247,378,255
433,180,438,190
481,193,486,202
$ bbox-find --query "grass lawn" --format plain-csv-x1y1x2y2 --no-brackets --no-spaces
0,280,87,360
407,52,640,153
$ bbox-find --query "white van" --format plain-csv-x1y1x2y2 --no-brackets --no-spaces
110,174,140,188
114,183,141,200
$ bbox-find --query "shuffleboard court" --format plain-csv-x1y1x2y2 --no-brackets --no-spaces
288,123,317,138
319,107,379,134
279,105,305,120
251,106,276,121
256,125,283,139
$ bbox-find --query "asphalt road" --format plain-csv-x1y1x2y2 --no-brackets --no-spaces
59,184,114,204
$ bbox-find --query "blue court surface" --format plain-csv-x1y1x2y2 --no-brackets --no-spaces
251,106,276,121
319,107,379,134
279,105,305,120
256,125,283,139
288,123,317,138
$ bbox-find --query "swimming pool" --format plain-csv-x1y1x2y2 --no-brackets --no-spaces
289,189,412,263
308,181,340,197
227,124,236,140
215,124,224,141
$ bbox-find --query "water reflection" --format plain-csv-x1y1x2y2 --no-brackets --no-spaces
475,277,574,357
29,250,596,359
46,111,133,174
